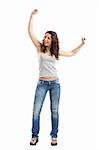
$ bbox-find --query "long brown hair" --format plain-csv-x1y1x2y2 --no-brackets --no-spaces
40,31,59,60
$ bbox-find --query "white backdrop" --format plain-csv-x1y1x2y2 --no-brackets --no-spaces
0,0,98,150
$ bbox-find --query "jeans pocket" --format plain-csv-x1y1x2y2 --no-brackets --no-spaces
37,80,41,85
55,79,60,84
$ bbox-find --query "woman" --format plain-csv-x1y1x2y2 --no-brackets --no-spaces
28,9,85,146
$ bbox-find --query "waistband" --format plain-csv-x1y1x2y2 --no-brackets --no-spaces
38,78,59,84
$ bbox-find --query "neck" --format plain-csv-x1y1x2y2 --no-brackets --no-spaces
45,47,51,53
46,46,50,51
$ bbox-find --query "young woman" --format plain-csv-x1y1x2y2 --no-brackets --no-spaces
28,9,85,146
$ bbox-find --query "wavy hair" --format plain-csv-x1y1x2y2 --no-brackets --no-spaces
41,31,59,60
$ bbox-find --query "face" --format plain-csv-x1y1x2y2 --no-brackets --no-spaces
43,33,52,47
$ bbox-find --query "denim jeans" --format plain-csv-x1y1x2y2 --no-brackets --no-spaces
31,79,61,139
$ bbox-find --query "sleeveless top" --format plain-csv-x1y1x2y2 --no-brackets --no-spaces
38,52,58,78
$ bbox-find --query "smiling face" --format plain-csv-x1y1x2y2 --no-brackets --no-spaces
43,33,52,47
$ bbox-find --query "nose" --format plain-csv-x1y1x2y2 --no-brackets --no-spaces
44,39,49,44
44,37,48,42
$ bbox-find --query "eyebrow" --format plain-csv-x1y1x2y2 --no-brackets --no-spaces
44,35,51,39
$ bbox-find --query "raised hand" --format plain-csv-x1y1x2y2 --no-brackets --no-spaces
28,9,41,52
81,37,86,44
31,9,38,15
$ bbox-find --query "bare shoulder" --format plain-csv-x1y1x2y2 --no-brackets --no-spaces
59,50,64,55
59,49,67,56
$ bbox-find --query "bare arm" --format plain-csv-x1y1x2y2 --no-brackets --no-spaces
59,37,86,57
28,9,41,52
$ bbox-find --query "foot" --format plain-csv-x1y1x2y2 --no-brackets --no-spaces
51,138,57,146
30,138,38,145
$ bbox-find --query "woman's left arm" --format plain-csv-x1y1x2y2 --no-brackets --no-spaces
59,37,86,57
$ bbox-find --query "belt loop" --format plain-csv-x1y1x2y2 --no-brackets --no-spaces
48,81,51,84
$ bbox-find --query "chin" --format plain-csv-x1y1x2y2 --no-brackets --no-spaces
44,44,50,47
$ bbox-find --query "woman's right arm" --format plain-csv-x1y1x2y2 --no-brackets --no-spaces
28,9,41,52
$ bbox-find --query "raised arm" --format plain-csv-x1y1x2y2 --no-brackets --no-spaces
28,9,41,52
59,37,86,57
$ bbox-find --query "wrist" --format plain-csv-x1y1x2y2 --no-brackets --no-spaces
30,13,34,19
31,12,34,16
81,42,84,46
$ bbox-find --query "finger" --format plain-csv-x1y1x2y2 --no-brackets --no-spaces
83,38,86,41
34,9,38,13
34,9,38,11
82,37,86,41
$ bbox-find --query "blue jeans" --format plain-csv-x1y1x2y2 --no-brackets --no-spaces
31,79,61,139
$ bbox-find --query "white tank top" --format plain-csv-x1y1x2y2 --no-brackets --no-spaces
38,52,58,78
